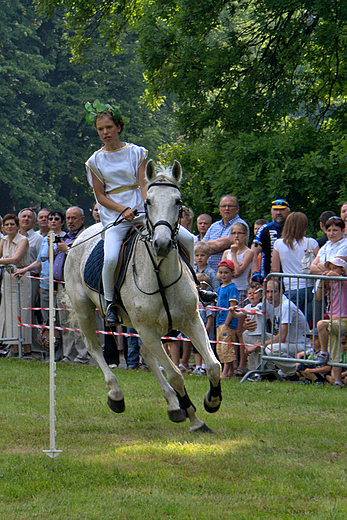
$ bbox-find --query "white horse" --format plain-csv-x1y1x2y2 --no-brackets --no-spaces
64,160,222,432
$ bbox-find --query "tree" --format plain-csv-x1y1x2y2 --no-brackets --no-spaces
37,0,347,137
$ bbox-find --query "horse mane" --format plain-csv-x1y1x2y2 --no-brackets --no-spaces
146,165,181,188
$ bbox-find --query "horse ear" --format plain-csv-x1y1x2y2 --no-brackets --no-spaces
145,159,156,182
172,160,182,184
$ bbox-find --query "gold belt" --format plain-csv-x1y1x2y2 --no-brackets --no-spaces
106,184,140,195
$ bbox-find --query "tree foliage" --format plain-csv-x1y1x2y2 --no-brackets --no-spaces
37,0,347,137
159,119,347,235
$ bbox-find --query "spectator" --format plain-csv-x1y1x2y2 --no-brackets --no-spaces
254,219,268,237
296,329,330,384
179,206,194,231
310,216,347,275
54,206,89,364
251,199,290,278
316,258,347,385
262,279,308,380
252,219,268,273
317,210,336,248
340,202,347,237
203,195,249,273
222,222,254,303
215,259,239,379
92,202,101,224
194,214,212,243
0,214,32,357
15,210,66,324
229,281,266,372
272,212,319,325
37,208,50,237
190,273,215,376
194,241,219,291
18,208,43,315
126,327,146,370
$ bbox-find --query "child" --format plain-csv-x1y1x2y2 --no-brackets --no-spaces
194,241,219,291
296,329,331,384
229,282,264,371
326,333,347,385
221,222,253,303
316,257,347,386
190,273,215,375
215,259,239,378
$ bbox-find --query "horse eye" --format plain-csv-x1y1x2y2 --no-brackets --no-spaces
176,199,181,205
146,199,151,206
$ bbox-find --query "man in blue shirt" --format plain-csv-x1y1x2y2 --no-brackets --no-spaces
251,199,291,279
203,195,249,273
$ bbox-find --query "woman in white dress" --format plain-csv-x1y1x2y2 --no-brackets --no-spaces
0,214,32,356
272,212,319,324
85,101,197,325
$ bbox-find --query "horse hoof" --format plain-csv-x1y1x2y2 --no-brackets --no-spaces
107,396,125,413
204,395,222,414
168,408,188,423
193,423,213,434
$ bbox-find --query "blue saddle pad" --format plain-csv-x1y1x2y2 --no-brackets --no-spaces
84,239,104,293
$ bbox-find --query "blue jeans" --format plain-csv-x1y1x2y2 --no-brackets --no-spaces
126,328,146,368
285,287,313,326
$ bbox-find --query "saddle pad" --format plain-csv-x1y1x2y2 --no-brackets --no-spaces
84,239,104,293
83,227,143,295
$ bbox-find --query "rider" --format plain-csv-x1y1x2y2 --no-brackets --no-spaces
85,100,213,327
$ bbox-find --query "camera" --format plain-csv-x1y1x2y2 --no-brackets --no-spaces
54,235,62,244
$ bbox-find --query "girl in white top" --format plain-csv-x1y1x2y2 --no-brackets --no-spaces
222,222,254,303
272,212,319,290
272,212,319,324
85,101,195,324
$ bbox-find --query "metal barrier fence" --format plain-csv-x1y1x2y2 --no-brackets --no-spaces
242,272,347,382
0,266,24,356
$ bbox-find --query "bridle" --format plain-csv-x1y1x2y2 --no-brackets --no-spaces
133,179,183,331
144,181,182,247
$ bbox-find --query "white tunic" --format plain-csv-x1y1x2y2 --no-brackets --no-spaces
86,143,148,226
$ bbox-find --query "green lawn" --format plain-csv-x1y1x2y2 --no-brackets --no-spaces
1,359,347,519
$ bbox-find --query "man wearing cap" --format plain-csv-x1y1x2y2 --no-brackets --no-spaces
251,199,290,278
203,195,249,273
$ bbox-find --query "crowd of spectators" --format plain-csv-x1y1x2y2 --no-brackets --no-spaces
1,195,347,386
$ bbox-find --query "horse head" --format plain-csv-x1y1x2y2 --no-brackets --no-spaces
145,160,182,258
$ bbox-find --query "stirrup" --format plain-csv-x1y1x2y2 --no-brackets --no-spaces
106,302,121,327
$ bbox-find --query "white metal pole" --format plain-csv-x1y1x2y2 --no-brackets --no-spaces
43,230,62,459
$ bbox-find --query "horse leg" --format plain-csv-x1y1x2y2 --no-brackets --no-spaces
183,318,222,414
75,305,125,413
140,345,187,423
136,330,212,432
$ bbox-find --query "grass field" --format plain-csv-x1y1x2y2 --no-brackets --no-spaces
1,358,347,519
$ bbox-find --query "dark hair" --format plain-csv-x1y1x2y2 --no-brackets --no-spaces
325,216,345,231
95,111,125,134
282,212,308,249
255,218,268,227
49,210,65,222
319,211,336,225
247,281,262,292
3,213,19,226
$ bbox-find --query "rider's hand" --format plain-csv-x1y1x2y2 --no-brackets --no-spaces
122,208,135,221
